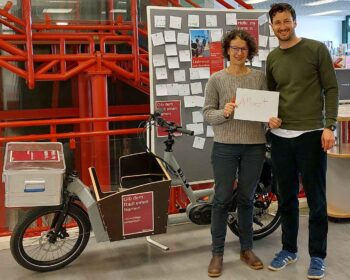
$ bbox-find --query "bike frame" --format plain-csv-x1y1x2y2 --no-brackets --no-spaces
162,132,214,226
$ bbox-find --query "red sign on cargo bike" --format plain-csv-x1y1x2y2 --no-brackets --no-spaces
122,191,154,236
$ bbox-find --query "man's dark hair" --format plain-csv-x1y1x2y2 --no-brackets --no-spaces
222,29,257,62
269,3,296,23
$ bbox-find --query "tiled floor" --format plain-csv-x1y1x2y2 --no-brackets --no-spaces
0,216,350,280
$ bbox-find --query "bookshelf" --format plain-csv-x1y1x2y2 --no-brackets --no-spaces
327,114,350,218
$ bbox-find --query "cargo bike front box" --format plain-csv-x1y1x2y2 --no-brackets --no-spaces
3,142,66,207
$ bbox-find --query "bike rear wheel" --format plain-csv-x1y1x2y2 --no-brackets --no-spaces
227,191,281,240
10,204,91,272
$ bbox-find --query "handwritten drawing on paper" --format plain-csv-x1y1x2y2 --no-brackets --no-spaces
164,30,176,42
169,16,182,29
154,16,166,28
206,15,217,27
188,14,199,27
226,13,237,25
193,136,206,150
177,32,189,46
234,88,279,122
153,54,166,67
151,32,165,46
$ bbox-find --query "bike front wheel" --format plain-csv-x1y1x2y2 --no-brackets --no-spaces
227,191,281,240
10,204,91,272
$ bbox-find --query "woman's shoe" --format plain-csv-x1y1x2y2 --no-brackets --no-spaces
240,250,264,270
208,255,223,277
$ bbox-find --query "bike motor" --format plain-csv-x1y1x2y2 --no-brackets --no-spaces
187,203,212,225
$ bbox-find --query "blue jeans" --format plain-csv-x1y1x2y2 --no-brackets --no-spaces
270,130,328,259
211,142,265,256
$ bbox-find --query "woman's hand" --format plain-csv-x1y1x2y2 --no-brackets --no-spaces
223,102,236,118
268,117,282,129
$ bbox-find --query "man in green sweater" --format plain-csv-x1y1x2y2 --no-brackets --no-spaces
265,3,338,280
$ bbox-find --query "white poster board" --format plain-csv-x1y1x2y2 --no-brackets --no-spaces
234,88,279,122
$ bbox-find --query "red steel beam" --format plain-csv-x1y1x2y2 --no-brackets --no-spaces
90,74,110,190
0,127,145,143
131,0,140,84
0,115,149,128
22,0,35,89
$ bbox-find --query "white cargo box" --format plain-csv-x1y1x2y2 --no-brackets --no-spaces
3,142,66,207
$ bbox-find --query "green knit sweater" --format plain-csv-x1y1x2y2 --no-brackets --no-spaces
266,38,338,130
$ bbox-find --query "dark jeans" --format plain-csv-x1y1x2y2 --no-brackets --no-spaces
211,142,265,256
270,130,328,259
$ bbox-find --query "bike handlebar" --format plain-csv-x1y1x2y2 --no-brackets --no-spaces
151,112,194,136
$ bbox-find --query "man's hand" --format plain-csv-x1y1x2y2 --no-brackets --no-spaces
322,128,336,151
268,117,282,129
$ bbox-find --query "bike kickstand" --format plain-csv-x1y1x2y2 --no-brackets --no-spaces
146,236,169,251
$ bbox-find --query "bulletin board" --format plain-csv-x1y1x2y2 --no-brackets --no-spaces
147,6,273,183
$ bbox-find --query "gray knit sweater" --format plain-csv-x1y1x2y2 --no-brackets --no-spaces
203,68,267,144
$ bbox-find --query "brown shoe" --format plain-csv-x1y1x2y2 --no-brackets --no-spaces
240,250,264,270
208,255,223,277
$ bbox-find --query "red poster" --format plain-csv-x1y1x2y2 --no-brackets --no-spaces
237,19,259,47
10,150,60,162
190,29,224,75
122,191,154,236
154,100,182,137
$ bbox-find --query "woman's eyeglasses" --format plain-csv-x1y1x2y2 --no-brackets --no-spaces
229,46,249,53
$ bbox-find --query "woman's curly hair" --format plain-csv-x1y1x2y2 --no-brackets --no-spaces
222,29,257,62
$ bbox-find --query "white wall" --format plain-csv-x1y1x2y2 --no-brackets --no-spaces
296,16,343,47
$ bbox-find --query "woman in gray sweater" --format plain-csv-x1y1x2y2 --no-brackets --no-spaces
203,29,267,277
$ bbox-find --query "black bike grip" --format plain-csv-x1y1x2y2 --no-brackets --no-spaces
176,127,194,136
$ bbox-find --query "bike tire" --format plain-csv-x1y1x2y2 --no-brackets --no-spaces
10,204,91,272
227,192,281,240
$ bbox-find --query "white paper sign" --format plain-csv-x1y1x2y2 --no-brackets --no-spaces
177,32,189,45
155,67,168,80
258,49,269,61
188,14,199,27
192,111,204,123
186,123,204,135
169,16,182,29
151,32,165,46
190,82,203,95
165,44,178,56
178,83,190,96
166,83,179,96
234,88,279,122
226,13,237,25
154,16,166,28
252,56,262,67
164,30,176,42
193,136,206,150
259,35,268,47
269,36,279,48
174,69,186,82
179,50,191,62
210,29,223,42
258,14,268,26
155,84,168,96
206,15,217,27
167,56,179,69
152,54,166,67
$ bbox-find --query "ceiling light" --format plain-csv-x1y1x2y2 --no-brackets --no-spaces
305,0,337,6
309,10,342,16
43,8,73,14
56,22,68,26
110,9,127,13
245,0,268,3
